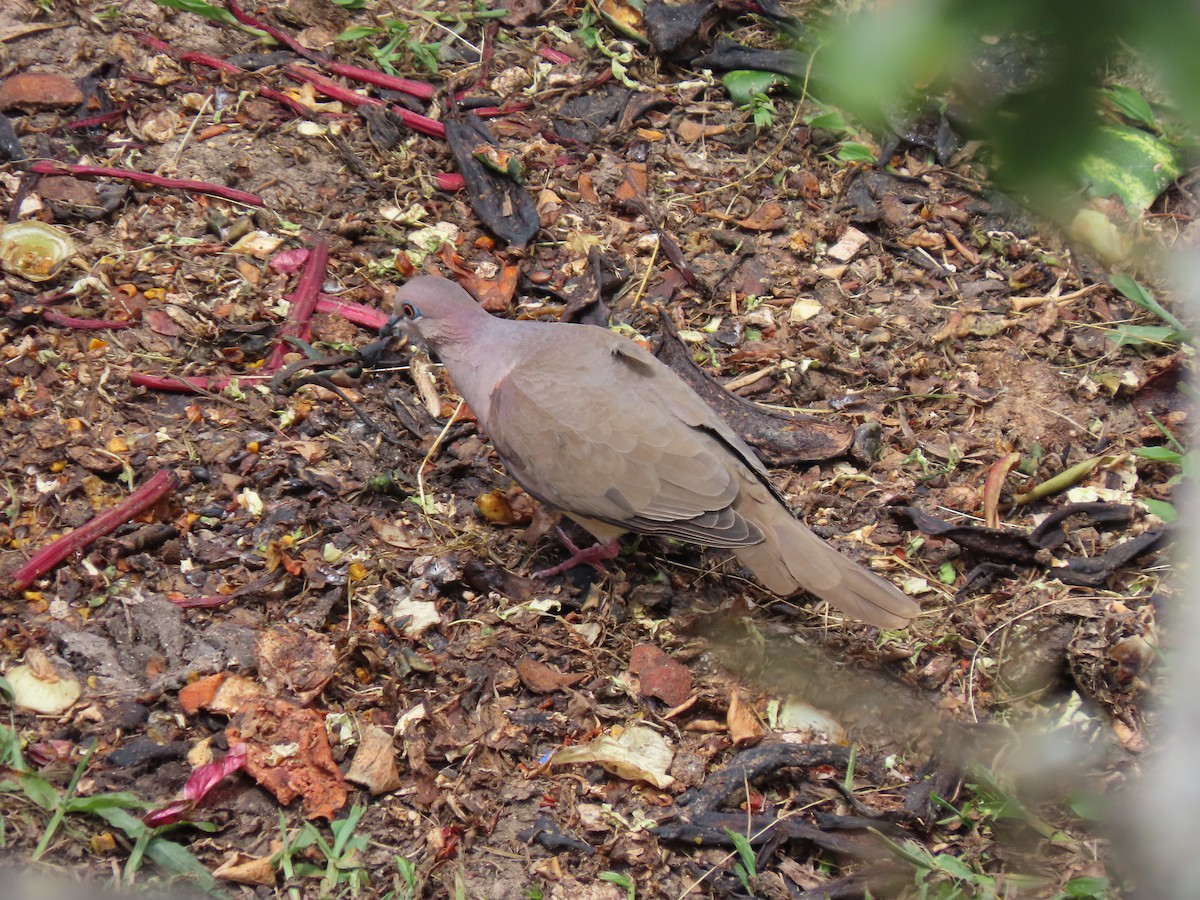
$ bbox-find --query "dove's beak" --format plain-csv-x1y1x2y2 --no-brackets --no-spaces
380,314,402,339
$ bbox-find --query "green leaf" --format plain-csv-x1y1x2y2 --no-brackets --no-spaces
331,0,367,7
65,791,146,814
1105,85,1156,129
932,853,978,880
1141,498,1178,522
1078,125,1183,216
152,0,242,29
1130,445,1182,463
837,141,876,163
723,828,757,876
599,871,634,900
337,26,382,41
805,108,851,133
3,768,60,810
1110,273,1188,333
1060,875,1113,898
722,70,788,107
1104,324,1186,346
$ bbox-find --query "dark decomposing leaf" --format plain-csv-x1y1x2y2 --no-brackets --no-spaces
692,35,807,78
519,814,594,854
554,84,635,144
654,742,886,860
653,310,854,464
560,246,617,325
444,116,539,249
643,0,721,63
894,503,1168,588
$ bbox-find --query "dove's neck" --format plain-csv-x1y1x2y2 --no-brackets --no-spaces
433,316,522,429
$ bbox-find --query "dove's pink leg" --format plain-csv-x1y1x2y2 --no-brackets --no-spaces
533,527,620,578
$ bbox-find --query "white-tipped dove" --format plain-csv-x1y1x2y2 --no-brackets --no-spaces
391,275,920,629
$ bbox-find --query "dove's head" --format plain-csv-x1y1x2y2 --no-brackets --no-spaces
388,276,489,354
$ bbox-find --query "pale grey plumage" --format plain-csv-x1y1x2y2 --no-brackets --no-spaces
393,275,920,629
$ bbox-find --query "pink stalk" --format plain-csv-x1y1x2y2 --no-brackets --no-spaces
284,67,445,138
539,45,575,65
128,373,234,393
470,103,531,118
132,31,245,74
226,1,433,99
60,109,129,131
390,106,445,139
28,161,263,207
265,238,329,372
42,310,132,330
9,470,180,593
435,172,466,192
285,66,385,108
144,744,248,827
257,85,316,117
315,294,389,330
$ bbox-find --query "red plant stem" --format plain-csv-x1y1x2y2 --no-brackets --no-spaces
285,66,384,108
41,310,132,330
315,294,389,330
226,1,434,99
284,67,445,138
538,45,575,65
132,31,246,73
471,103,531,118
9,470,181,592
128,372,234,393
28,161,263,207
257,85,313,117
60,108,129,131
435,172,466,192
266,238,329,372
327,63,435,102
391,106,445,139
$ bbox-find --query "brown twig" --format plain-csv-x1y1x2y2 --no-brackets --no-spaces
9,470,181,593
28,161,263,207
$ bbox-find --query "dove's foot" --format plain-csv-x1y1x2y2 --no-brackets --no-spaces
534,528,620,578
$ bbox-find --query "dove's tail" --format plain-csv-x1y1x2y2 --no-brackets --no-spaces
732,490,919,630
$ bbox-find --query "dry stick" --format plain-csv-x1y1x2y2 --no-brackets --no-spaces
9,469,181,593
225,0,435,100
265,238,329,372
27,161,263,207
284,66,446,139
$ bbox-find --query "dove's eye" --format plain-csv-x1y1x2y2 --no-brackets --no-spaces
400,303,419,319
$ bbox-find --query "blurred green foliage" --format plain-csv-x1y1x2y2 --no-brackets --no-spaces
819,0,1200,215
